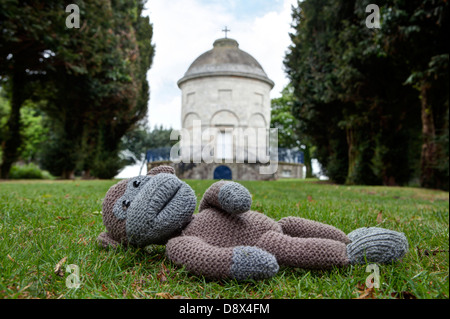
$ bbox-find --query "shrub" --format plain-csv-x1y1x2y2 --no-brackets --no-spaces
9,163,53,179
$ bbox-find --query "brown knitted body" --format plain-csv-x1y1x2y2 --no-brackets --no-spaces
164,180,353,278
182,210,282,247
166,206,351,275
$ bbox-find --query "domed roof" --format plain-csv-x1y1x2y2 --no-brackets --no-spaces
177,38,274,88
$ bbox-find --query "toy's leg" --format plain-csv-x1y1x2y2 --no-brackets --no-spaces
256,231,350,269
346,227,409,264
279,217,350,244
166,236,279,280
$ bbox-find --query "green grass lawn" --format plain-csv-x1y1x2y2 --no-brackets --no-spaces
0,178,448,299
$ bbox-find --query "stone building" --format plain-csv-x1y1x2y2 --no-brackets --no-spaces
148,37,304,180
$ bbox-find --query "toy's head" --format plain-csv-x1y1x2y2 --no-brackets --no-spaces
101,165,196,247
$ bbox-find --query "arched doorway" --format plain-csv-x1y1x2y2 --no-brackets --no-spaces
213,165,232,180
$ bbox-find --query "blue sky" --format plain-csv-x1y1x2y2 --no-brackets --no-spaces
197,0,285,20
142,0,298,130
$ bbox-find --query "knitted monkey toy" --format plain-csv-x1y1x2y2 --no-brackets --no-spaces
97,165,408,280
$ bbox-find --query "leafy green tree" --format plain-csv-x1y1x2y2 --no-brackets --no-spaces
379,0,449,189
121,124,174,171
0,0,56,178
18,101,49,163
83,0,155,179
285,0,446,188
0,89,9,163
1,1,154,179
270,85,314,177
0,87,49,167
284,0,351,184
0,88,8,142
327,1,423,186
270,85,301,149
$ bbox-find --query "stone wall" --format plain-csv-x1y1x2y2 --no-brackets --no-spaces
147,161,304,181
276,162,304,179
180,76,272,131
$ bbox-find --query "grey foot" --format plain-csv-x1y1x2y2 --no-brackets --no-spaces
347,227,409,264
230,246,279,280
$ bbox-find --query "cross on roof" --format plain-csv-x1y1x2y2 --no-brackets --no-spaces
222,26,230,38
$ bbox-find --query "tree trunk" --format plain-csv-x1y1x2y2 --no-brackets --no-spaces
82,169,92,179
0,68,26,179
303,144,314,178
419,81,437,188
62,169,75,180
346,126,357,184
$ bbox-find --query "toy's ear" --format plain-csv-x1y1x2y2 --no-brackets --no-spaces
147,165,176,176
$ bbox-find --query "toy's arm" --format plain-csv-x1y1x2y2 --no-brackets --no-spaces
166,236,278,280
278,217,351,244
198,181,252,214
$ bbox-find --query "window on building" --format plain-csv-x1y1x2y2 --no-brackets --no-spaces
254,92,263,108
216,130,233,160
281,169,292,177
186,92,195,106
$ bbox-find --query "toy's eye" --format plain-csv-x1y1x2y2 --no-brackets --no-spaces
133,180,141,188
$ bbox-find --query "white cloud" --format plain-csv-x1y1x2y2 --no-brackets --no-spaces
143,0,297,130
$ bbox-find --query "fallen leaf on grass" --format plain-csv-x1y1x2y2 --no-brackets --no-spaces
156,292,173,299
390,291,417,299
424,249,448,256
307,195,316,203
354,283,377,299
376,211,383,224
7,254,16,263
157,263,169,283
417,247,449,258
156,292,189,299
77,236,90,246
356,288,376,299
158,273,167,283
54,257,67,277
